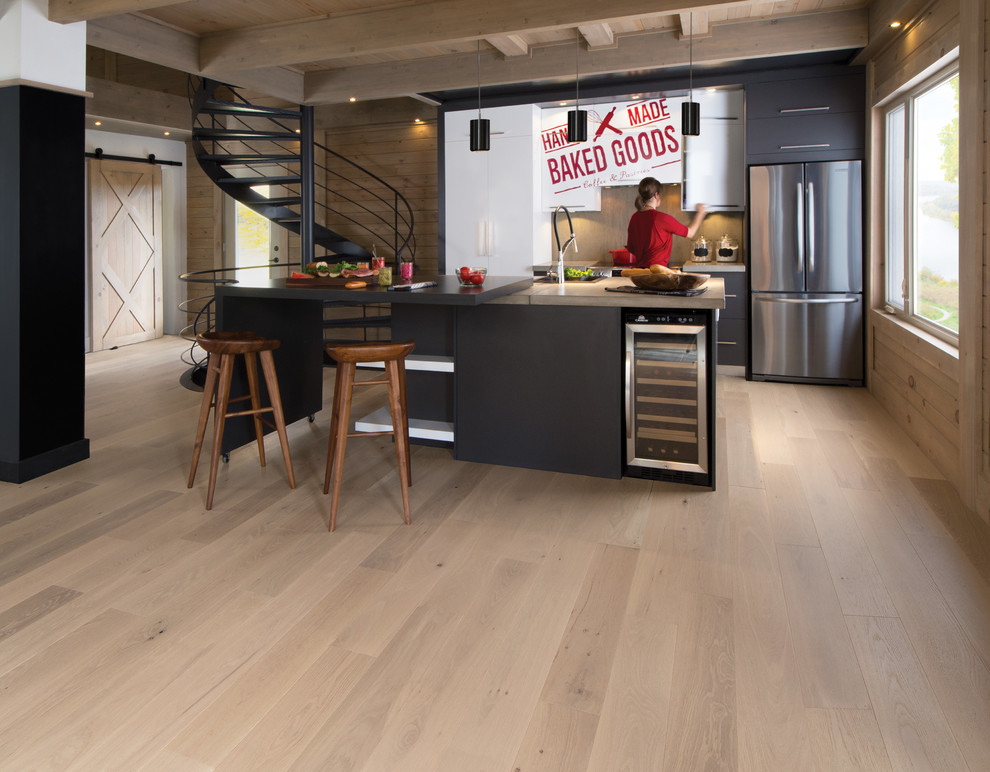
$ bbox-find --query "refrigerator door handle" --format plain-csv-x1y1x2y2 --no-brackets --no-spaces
796,182,804,273
807,182,815,273
754,296,859,305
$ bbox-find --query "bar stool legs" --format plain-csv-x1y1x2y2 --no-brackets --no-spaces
188,331,296,510
323,341,416,531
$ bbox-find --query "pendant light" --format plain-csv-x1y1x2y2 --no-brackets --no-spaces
567,29,587,143
681,12,700,136
470,40,490,151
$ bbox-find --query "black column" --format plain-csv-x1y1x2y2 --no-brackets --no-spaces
0,85,89,483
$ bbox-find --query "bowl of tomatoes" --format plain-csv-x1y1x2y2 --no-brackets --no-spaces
457,266,487,286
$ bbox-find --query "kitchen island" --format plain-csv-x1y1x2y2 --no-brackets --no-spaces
213,274,724,482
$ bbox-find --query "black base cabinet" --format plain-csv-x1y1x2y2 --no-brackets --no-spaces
454,304,623,479
717,272,748,367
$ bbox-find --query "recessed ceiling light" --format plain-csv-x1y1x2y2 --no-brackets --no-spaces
295,128,301,133
163,131,170,136
94,120,101,126
414,118,422,123
349,97,357,102
890,20,902,28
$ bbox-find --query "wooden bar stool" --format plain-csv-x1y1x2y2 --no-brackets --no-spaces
323,340,416,531
188,331,296,510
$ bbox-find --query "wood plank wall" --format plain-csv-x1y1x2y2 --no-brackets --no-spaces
866,0,970,503
315,100,439,273
184,142,223,326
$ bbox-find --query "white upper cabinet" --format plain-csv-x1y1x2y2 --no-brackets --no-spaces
444,105,543,276
681,87,745,211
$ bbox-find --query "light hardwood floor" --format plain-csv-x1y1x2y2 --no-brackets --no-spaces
2,335,989,771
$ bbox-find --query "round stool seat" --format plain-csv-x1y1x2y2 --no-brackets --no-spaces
323,340,416,531
188,330,295,510
326,340,415,364
197,330,279,356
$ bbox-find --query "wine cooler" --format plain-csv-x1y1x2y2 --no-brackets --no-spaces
624,310,715,488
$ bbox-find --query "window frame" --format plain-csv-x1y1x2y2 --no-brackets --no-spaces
882,60,960,346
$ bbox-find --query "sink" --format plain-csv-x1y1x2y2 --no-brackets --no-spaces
535,276,607,284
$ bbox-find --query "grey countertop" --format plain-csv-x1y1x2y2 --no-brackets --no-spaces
490,276,725,309
216,273,725,310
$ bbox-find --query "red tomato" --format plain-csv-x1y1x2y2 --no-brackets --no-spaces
460,266,471,279
469,273,484,285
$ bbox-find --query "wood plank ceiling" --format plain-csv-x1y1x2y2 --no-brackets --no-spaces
60,0,877,104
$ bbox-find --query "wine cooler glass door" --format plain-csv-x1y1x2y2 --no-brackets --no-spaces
625,323,708,474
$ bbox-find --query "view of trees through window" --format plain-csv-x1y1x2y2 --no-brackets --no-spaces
915,74,959,333
233,187,273,283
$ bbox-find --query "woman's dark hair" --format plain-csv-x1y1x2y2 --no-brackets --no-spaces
635,177,662,212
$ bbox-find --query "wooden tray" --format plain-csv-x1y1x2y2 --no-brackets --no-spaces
286,275,379,287
605,285,709,296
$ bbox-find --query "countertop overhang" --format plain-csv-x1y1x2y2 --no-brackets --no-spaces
214,274,724,310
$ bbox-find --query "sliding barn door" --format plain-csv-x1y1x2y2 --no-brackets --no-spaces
88,158,163,350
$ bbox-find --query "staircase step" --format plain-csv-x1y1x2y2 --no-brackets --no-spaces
201,100,302,119
194,129,300,141
272,216,302,224
218,175,301,186
259,196,302,206
199,153,300,164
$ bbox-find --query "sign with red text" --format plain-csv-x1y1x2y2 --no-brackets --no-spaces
541,97,684,208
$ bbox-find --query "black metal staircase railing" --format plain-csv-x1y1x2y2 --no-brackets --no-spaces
181,77,417,387
189,76,416,265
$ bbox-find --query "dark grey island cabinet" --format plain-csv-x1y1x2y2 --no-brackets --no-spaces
454,304,624,479
213,275,724,482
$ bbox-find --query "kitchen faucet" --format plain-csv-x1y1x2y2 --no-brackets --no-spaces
552,205,578,285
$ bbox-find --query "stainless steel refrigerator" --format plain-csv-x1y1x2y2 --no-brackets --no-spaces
749,161,863,384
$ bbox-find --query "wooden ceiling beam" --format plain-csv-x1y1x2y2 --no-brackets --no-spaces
304,9,867,104
678,11,711,39
578,23,615,49
849,0,935,65
85,76,190,130
199,0,735,73
48,0,188,23
487,35,530,57
87,14,305,102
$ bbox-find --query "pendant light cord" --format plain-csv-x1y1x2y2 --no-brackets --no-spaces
575,29,580,110
688,12,694,102
477,39,482,120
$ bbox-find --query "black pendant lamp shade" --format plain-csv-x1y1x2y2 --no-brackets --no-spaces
470,118,490,151
567,109,587,143
681,101,700,136
470,40,490,152
567,29,587,144
682,11,701,137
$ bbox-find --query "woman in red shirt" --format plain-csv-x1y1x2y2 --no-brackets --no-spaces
626,177,707,268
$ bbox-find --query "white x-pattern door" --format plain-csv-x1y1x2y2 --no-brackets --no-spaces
88,158,163,350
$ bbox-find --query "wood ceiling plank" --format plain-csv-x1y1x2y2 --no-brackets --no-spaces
304,8,867,104
48,0,189,24
199,0,750,72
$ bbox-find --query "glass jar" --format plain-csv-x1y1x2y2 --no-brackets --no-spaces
400,260,413,280
378,265,392,286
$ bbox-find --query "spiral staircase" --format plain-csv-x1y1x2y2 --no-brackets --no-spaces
181,77,416,384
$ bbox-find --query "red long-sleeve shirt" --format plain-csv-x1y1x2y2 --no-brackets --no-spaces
626,209,688,268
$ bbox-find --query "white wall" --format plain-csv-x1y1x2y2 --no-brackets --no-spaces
0,0,86,93
84,131,188,340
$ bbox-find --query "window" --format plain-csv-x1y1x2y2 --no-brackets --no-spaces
883,62,959,342
223,185,285,283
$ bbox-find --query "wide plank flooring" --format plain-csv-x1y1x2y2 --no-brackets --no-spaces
1,335,989,771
